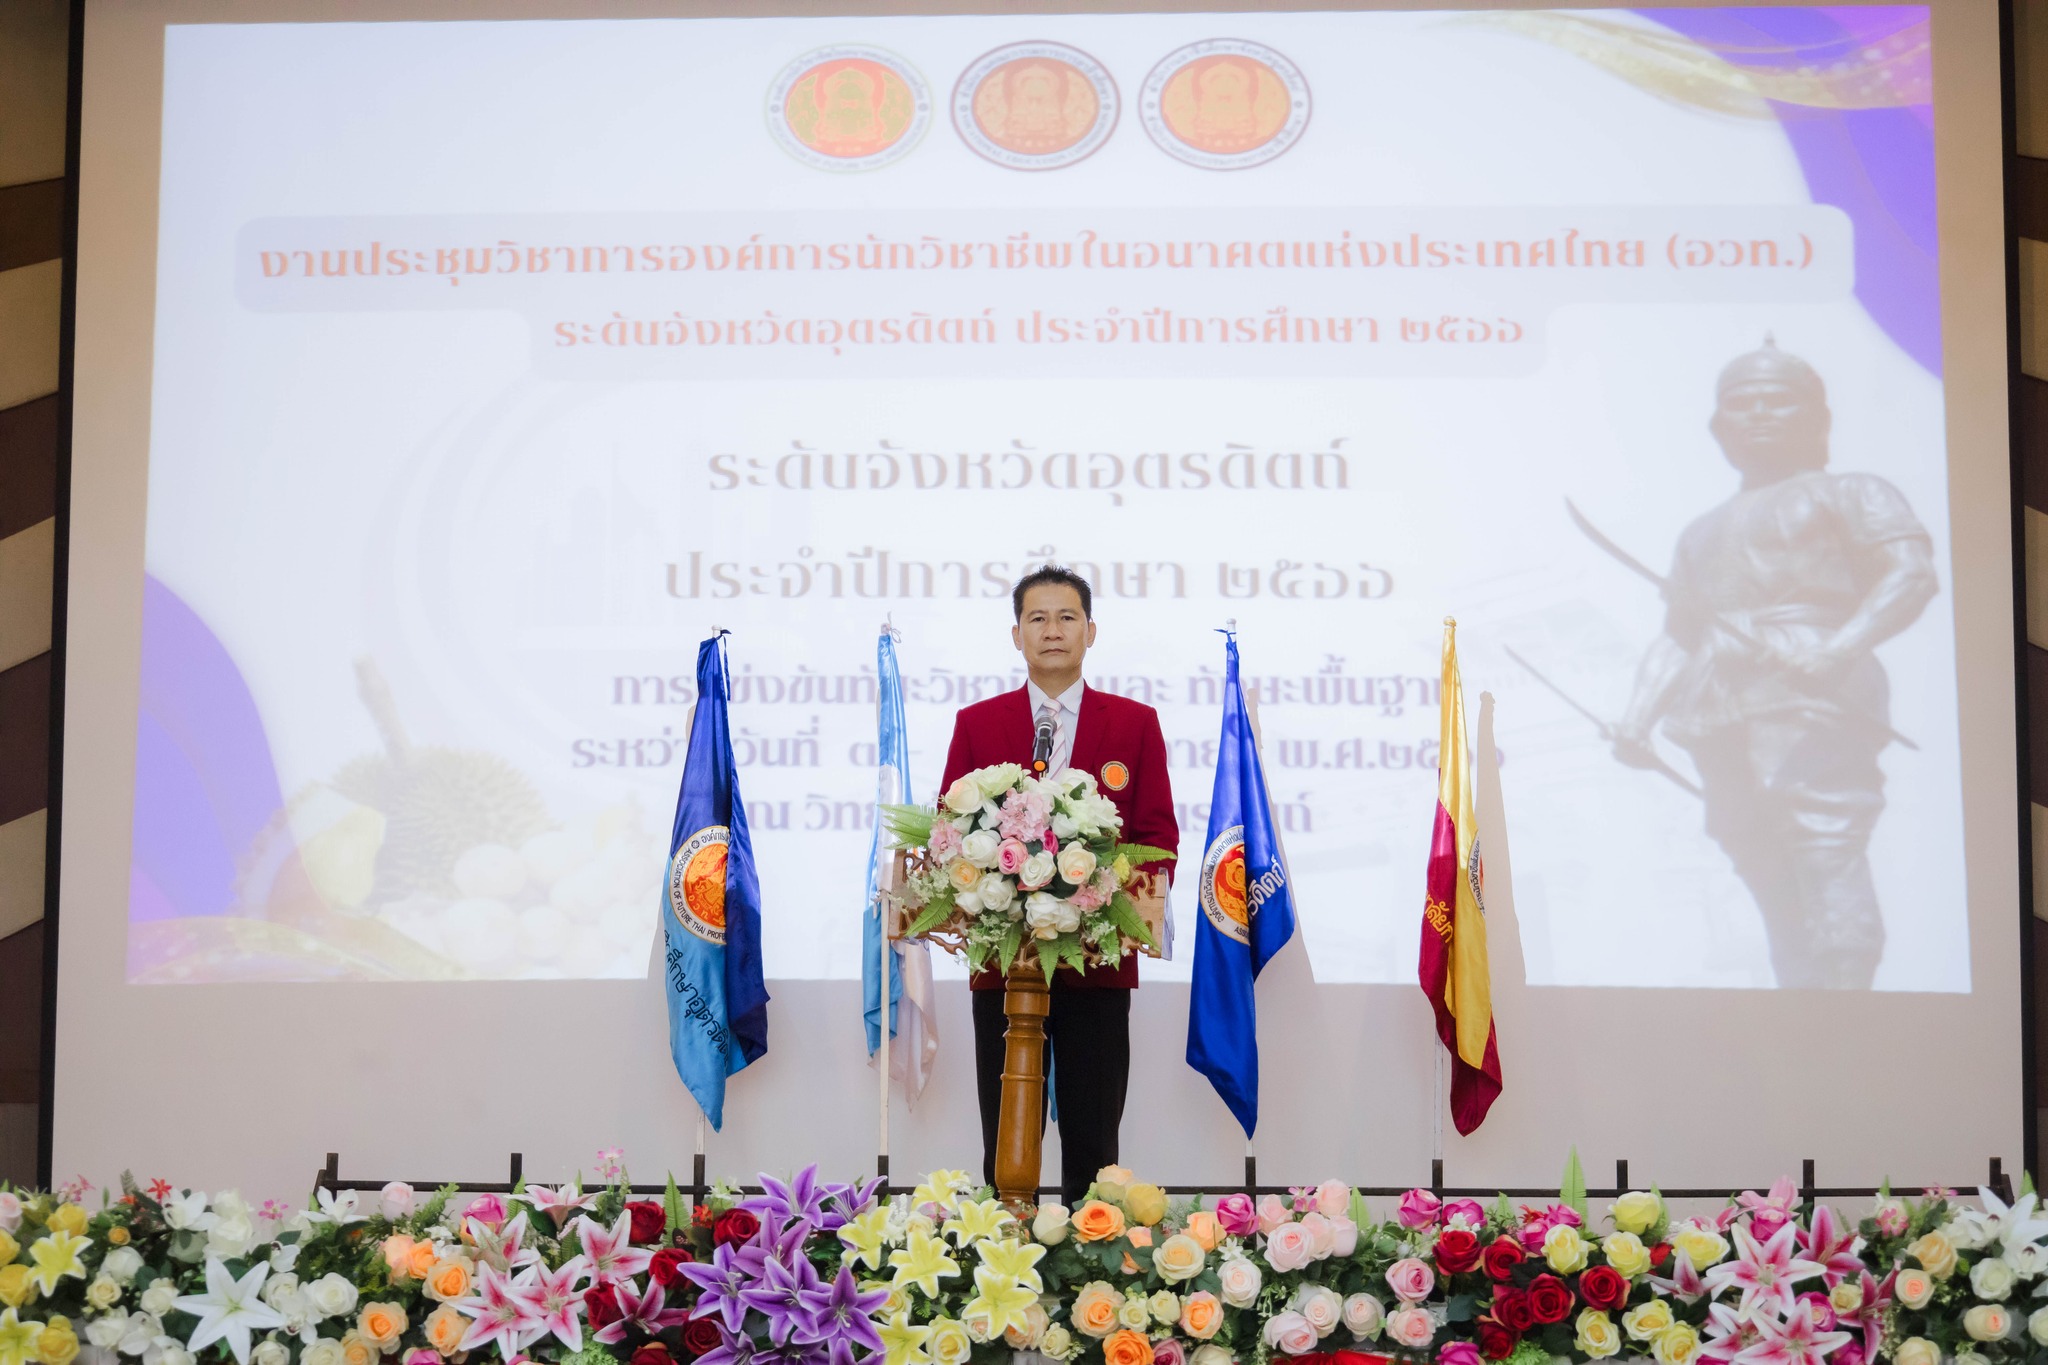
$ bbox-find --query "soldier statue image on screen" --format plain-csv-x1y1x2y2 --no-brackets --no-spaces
1608,336,1938,989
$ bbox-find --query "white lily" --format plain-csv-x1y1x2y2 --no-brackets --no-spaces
302,1188,364,1227
172,1258,286,1365
161,1191,215,1234
1981,1186,2048,1255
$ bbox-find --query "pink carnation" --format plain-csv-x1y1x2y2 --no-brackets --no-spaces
1395,1189,1441,1230
930,821,963,861
997,790,1051,842
1214,1192,1258,1238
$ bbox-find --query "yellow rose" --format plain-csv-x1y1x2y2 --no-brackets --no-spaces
1180,1291,1224,1341
423,1305,468,1358
929,1317,972,1365
1103,1329,1156,1365
107,1227,130,1246
1895,1338,1941,1365
422,1257,474,1304
38,1317,80,1365
1117,1294,1152,1331
1125,1185,1168,1228
0,1232,15,1265
45,1205,88,1239
1154,1234,1206,1284
1654,1324,1702,1365
84,1276,121,1311
1184,1211,1221,1252
1669,1223,1729,1271
1073,1281,1123,1339
947,859,982,892
340,1332,379,1365
1545,1225,1591,1274
1893,1268,1936,1310
1830,1281,1865,1315
1148,1291,1180,1326
0,1264,35,1308
1575,1309,1621,1360
1072,1202,1126,1244
1964,1305,2014,1342
1603,1232,1650,1279
1610,1192,1661,1237
1622,1301,1674,1342
358,1302,407,1352
1908,1230,1959,1279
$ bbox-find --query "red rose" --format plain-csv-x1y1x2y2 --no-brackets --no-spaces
682,1319,724,1358
1578,1265,1629,1313
1526,1274,1573,1325
1650,1244,1672,1269
712,1209,760,1247
585,1284,625,1333
1477,1321,1519,1360
1492,1287,1533,1333
632,1346,673,1365
1481,1236,1524,1281
627,1200,667,1245
651,1247,695,1287
1435,1227,1482,1275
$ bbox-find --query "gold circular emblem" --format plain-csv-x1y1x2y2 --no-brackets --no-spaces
668,826,730,945
1100,760,1131,791
952,42,1119,171
1198,825,1251,945
1140,40,1310,171
767,46,931,173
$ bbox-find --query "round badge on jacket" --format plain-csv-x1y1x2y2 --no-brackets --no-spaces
1101,760,1130,790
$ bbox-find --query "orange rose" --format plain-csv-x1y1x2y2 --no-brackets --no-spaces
1184,1211,1221,1252
341,1332,380,1365
407,1241,439,1280
422,1256,474,1303
1073,1282,1123,1339
1180,1291,1224,1341
358,1303,408,1352
424,1305,469,1358
1126,1227,1153,1247
1072,1201,1127,1243
1103,1329,1156,1365
380,1236,419,1279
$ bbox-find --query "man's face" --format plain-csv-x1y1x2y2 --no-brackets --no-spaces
1711,378,1825,476
1012,584,1095,675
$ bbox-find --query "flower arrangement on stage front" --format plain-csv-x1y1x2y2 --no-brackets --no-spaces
0,1152,2034,1365
882,764,1172,979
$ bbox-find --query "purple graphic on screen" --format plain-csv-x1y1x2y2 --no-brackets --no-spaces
1640,7,1938,375
131,573,285,922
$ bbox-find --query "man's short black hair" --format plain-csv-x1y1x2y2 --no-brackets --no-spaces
1012,565,1093,621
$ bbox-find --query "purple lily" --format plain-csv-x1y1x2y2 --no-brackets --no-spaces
816,1179,885,1233
679,1242,755,1334
595,1272,691,1345
694,1325,760,1365
738,1246,827,1346
743,1168,831,1227
798,1265,888,1365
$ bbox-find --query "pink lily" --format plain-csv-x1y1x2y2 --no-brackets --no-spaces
521,1185,599,1231
594,1274,689,1345
574,1211,654,1284
466,1212,541,1274
454,1262,545,1360
1706,1222,1826,1319
1738,1178,1799,1221
1835,1270,1892,1362
1650,1248,1709,1303
1698,1303,1759,1365
1732,1299,1851,1365
522,1256,590,1351
1798,1206,1865,1283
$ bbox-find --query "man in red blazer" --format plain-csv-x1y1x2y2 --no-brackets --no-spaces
941,566,1178,1205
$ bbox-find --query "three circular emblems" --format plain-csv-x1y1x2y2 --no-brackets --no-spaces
669,826,731,945
767,39,1309,173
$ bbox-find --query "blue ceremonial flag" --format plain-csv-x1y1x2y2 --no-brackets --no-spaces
1186,629,1298,1137
663,632,770,1130
863,627,939,1102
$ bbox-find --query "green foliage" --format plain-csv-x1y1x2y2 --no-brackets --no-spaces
881,803,937,849
1560,1146,1588,1220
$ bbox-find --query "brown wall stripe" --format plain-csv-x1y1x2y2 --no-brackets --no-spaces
0,924,42,1104
0,653,50,827
0,393,57,538
0,179,63,275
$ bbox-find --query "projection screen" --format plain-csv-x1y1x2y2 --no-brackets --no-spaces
54,0,2022,1200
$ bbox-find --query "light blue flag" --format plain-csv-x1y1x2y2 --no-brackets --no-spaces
1185,629,1298,1137
863,628,913,1055
662,632,770,1131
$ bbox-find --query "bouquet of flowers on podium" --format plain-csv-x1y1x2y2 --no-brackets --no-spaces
883,763,1173,979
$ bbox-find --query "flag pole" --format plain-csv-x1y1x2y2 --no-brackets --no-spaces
878,888,892,1182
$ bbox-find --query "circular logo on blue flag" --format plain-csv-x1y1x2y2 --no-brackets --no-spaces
1199,824,1250,945
669,826,730,945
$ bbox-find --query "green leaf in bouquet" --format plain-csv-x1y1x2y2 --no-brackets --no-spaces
1111,844,1178,868
1037,939,1060,983
666,1175,686,1246
881,803,938,849
1446,1293,1476,1323
998,923,1023,974
905,890,958,939
1560,1147,1587,1219
1058,938,1088,977
1105,892,1157,952
2025,1171,2038,1199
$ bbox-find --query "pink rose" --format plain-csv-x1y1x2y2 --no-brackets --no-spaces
1396,1190,1442,1230
1264,1312,1320,1356
1327,1215,1359,1257
930,821,963,860
1152,1339,1187,1365
1266,1222,1315,1272
1300,1213,1334,1260
465,1193,507,1228
1874,1200,1910,1237
1386,1306,1436,1350
1797,1293,1836,1331
404,1351,440,1365
380,1182,416,1219
1440,1342,1479,1365
1385,1257,1435,1303
1258,1194,1293,1234
1752,1209,1789,1243
1215,1193,1259,1238
1315,1181,1352,1220
997,839,1029,875
1442,1199,1485,1229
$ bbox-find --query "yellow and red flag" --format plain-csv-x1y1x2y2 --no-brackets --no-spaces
1418,618,1502,1135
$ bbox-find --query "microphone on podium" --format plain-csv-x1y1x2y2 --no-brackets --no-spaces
1032,711,1055,774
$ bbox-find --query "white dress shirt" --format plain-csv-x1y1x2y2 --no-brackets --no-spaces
1026,678,1084,777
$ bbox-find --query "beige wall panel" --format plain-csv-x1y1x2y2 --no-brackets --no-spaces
0,260,62,409
0,808,46,940
0,517,54,673
0,0,69,189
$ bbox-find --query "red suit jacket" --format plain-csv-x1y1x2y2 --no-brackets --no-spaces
942,684,1179,990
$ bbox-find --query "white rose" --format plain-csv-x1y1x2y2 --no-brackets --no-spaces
1342,1293,1385,1340
87,1317,130,1350
942,776,984,814
261,1275,299,1309
1973,1256,2018,1301
302,1341,347,1365
1024,892,1065,938
1191,1347,1233,1365
379,1183,415,1219
1033,1204,1070,1245
1019,851,1057,890
977,874,1016,914
139,1283,179,1317
102,1248,144,1286
252,1342,289,1365
1293,1285,1343,1339
209,1211,257,1258
1056,845,1098,886
1217,1255,1262,1308
116,1314,162,1357
87,1275,125,1310
1949,1213,1994,1251
2029,1308,2048,1347
1041,1326,1075,1360
305,1272,359,1320
148,1339,195,1365
1051,900,1081,933
960,830,1001,868
268,1242,300,1273
1049,812,1079,840
976,765,1025,800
